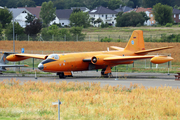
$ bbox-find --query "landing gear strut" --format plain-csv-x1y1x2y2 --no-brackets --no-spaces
101,68,112,78
57,71,73,79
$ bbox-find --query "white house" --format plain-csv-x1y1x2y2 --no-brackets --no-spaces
9,8,32,28
55,9,73,27
89,6,118,27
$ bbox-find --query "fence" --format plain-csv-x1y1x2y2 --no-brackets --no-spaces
1,33,179,42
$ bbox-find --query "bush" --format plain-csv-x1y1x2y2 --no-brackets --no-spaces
179,25,180,27
165,23,173,27
100,37,112,42
101,22,109,28
116,39,123,42
136,23,142,27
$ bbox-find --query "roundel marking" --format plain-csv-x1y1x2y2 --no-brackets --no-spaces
3,57,6,62
131,40,134,45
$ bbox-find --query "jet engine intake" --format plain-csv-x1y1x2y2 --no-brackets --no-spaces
91,54,115,65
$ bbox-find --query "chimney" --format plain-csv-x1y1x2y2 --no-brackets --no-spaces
120,4,122,9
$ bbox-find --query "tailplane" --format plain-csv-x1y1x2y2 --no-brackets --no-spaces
124,30,145,52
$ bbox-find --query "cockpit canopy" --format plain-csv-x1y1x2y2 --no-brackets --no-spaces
47,54,59,60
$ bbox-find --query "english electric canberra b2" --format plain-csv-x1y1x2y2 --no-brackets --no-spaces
6,30,173,78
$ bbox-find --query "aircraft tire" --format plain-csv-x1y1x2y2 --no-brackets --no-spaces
101,68,112,78
58,72,66,79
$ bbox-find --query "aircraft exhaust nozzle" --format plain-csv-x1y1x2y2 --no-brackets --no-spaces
150,56,173,64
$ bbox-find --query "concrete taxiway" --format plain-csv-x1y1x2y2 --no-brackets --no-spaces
0,71,179,88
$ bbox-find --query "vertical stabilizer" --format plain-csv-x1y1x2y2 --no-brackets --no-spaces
124,30,145,52
0,52,13,64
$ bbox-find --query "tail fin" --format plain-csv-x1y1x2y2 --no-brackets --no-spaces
124,30,145,52
0,52,15,64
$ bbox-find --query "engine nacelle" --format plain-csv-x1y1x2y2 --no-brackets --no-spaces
6,54,29,62
91,54,115,65
150,56,173,64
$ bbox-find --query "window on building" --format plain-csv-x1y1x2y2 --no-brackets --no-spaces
22,11,27,13
179,14,180,19
62,23,64,25
152,21,154,23
102,14,104,17
94,15,95,17
174,14,176,18
112,14,114,17
151,14,153,17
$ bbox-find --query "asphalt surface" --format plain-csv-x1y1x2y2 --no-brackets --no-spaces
0,71,180,88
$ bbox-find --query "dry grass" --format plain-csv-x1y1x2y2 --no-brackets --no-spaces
0,41,178,63
0,79,180,120
0,80,180,120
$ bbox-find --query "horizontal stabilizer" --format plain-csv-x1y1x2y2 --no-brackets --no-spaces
0,64,28,67
0,52,17,54
135,46,173,54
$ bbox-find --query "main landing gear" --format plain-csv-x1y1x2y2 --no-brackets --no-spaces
101,66,113,78
57,71,73,79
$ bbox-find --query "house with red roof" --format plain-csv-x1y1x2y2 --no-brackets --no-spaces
173,8,180,23
127,7,156,26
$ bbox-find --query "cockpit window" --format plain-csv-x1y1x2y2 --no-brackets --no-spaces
47,54,59,60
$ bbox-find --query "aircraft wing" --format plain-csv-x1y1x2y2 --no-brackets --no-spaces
135,46,173,54
14,54,47,59
104,55,154,62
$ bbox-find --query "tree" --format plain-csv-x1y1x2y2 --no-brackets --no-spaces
73,8,81,13
53,0,66,9
25,19,42,37
69,26,85,41
94,17,103,27
5,22,25,40
108,0,125,10
0,23,2,36
25,13,35,24
0,8,13,28
139,12,150,22
142,0,172,8
6,0,17,8
128,0,141,8
40,1,56,27
116,11,146,27
32,0,48,6
69,11,90,28
153,3,173,25
17,0,36,7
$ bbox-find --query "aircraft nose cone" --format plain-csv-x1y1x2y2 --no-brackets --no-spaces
38,63,44,70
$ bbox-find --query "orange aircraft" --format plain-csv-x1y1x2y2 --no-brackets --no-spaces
6,30,173,78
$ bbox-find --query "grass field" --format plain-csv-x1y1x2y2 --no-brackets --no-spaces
0,80,180,120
